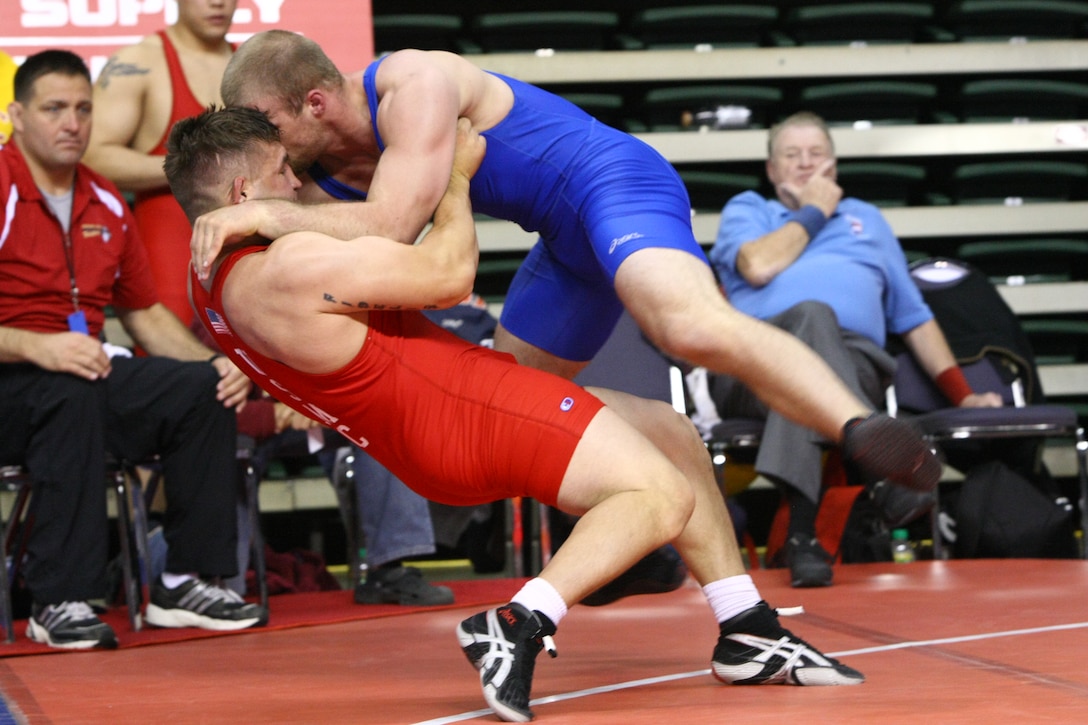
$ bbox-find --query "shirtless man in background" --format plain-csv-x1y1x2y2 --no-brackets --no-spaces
85,0,236,325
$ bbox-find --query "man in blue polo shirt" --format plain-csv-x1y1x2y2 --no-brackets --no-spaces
708,111,1001,588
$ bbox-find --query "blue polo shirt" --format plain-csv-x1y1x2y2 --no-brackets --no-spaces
709,191,932,347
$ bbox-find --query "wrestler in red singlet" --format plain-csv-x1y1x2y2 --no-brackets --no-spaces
190,248,606,508
133,31,230,325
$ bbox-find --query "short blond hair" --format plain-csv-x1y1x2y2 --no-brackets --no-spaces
768,112,834,157
221,30,342,114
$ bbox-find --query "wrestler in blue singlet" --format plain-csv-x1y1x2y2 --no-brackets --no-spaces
311,57,708,362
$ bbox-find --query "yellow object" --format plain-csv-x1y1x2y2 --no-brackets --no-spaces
720,461,759,497
0,50,16,145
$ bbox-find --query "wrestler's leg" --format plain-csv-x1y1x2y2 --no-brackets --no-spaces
616,247,870,442
533,404,696,606
585,387,743,586
494,322,587,380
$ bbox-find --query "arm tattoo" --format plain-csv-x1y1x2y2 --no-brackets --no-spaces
323,292,402,311
97,57,150,89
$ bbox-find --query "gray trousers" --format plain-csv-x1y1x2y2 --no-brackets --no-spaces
708,301,895,503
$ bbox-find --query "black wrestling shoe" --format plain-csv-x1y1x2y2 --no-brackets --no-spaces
456,602,557,722
581,545,688,606
712,601,864,686
842,414,941,493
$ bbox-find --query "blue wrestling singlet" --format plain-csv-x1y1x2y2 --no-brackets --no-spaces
318,56,712,362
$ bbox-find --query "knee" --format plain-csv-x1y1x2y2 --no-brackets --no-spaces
183,361,222,393
652,471,696,541
644,308,736,369
781,300,837,328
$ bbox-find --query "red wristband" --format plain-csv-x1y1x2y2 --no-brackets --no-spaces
935,366,973,405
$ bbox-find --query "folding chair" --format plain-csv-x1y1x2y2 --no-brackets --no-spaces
0,458,152,642
888,258,1088,559
1,443,268,644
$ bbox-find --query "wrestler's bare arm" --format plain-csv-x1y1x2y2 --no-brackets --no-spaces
192,51,488,277
286,119,483,313
84,40,171,191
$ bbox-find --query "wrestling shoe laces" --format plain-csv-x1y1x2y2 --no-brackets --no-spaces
456,602,557,722
712,601,864,686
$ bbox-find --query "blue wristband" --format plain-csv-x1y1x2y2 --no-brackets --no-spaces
789,205,827,240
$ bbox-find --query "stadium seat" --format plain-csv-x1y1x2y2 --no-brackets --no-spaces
957,78,1088,122
799,80,938,126
621,5,780,50
677,170,762,214
632,84,783,132
955,239,1088,283
468,11,620,53
835,161,928,207
950,160,1088,204
1020,319,1088,365
556,92,629,130
372,14,470,55
943,0,1088,42
781,2,937,45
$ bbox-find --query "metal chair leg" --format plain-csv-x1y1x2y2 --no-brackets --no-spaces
111,466,142,632
0,515,14,644
1,477,34,643
1076,427,1088,560
241,455,269,610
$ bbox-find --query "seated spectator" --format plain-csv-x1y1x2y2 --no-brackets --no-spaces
0,50,266,650
707,111,1001,588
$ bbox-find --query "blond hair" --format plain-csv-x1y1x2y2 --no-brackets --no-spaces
221,30,342,114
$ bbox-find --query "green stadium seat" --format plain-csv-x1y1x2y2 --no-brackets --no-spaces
622,5,780,50
372,14,470,55
835,161,928,207
956,239,1088,283
799,80,938,126
943,0,1088,42
556,92,628,130
1020,319,1088,365
633,84,783,132
469,11,620,53
677,170,762,214
951,160,1088,204
957,78,1088,122
782,2,936,46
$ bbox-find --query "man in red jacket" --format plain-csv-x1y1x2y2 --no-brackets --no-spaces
0,50,264,650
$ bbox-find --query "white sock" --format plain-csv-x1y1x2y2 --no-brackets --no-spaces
703,574,761,623
161,572,196,589
511,577,568,627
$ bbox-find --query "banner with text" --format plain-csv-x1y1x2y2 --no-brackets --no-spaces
0,0,373,78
